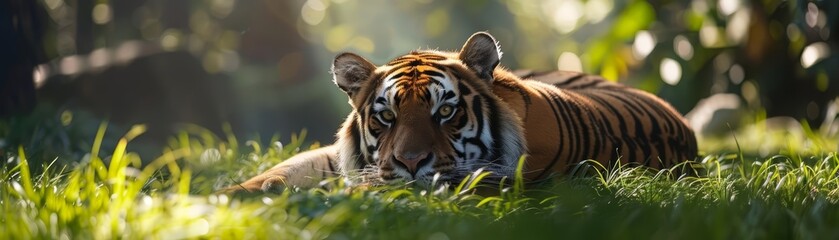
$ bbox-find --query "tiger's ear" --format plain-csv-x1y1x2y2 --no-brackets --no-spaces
332,52,377,97
459,32,502,81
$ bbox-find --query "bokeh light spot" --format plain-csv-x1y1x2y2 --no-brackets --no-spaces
61,110,73,126
806,3,819,28
115,41,142,63
45,0,63,10
786,24,802,42
726,9,750,44
60,56,84,75
674,35,694,60
660,58,682,85
203,51,221,73
718,0,740,16
557,52,583,72
190,10,212,37
700,21,721,47
584,0,613,24
713,53,732,74
302,0,327,26
728,64,744,85
801,42,829,68
548,0,583,33
351,37,375,53
92,4,112,25
632,30,655,60
88,48,112,69
324,25,352,52
741,81,759,107
161,29,182,51
32,65,49,88
210,0,235,18
183,218,210,238
691,0,708,13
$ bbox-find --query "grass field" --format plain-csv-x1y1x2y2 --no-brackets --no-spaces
2,122,839,239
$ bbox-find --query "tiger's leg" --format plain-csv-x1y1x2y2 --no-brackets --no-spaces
219,145,340,194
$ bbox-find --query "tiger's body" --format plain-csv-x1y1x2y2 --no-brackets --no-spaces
501,70,698,180
223,32,697,193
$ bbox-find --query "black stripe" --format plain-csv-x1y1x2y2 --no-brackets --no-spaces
641,104,668,166
349,118,369,168
585,92,629,161
495,79,532,105
552,73,586,87
648,99,679,136
532,88,564,180
581,103,603,164
470,96,492,160
427,77,445,87
485,97,505,163
393,92,402,106
590,93,621,160
566,95,594,165
550,90,584,170
621,98,652,164
451,102,470,130
387,55,416,65
390,71,407,80
458,82,472,95
602,92,657,164
442,91,456,101
422,70,445,78
570,80,601,90
420,54,447,61
629,95,666,166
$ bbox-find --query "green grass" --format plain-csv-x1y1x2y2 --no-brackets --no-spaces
2,122,839,239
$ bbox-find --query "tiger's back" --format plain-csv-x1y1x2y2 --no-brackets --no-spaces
495,70,697,179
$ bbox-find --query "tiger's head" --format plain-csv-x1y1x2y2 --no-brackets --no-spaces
331,32,525,186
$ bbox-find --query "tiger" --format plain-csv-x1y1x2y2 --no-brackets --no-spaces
222,32,697,193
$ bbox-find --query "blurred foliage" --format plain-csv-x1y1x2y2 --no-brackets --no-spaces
3,0,837,158
33,0,839,126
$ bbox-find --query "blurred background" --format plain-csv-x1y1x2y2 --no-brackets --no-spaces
1,0,837,161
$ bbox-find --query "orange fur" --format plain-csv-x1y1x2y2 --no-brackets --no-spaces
222,32,697,194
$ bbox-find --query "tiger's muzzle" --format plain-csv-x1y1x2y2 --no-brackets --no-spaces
393,151,432,177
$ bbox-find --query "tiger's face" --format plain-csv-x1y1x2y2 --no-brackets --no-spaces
331,32,525,186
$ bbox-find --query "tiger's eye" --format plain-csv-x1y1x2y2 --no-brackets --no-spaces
380,110,395,121
438,105,454,117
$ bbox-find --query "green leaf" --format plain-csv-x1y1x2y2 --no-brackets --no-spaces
611,1,656,40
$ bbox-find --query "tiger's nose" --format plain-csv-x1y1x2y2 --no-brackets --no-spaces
394,151,430,175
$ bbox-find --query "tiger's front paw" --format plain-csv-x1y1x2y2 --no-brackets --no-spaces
259,176,289,193
217,175,288,195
